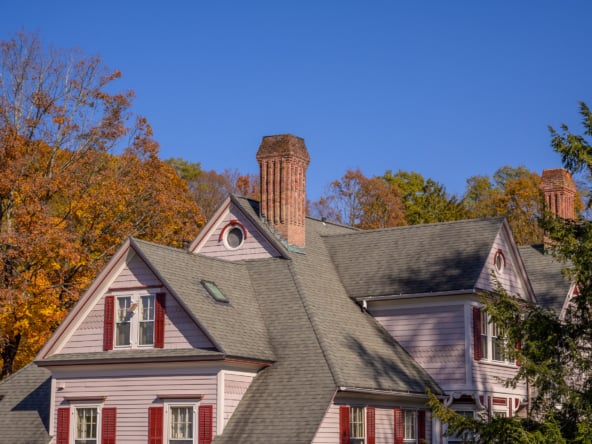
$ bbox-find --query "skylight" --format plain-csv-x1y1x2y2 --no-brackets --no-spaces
201,280,229,303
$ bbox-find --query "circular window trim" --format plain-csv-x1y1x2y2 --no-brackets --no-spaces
219,220,248,250
493,249,506,273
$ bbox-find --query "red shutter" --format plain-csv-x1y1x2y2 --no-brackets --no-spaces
515,341,522,366
102,407,117,444
148,406,164,444
154,293,166,348
339,406,350,444
104,295,114,351
418,410,426,441
366,407,376,444
198,404,213,444
56,407,70,444
393,408,404,444
472,306,483,361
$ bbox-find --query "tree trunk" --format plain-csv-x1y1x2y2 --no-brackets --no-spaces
1,333,21,379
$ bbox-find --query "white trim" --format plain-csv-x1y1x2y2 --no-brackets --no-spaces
217,370,225,436
164,401,199,444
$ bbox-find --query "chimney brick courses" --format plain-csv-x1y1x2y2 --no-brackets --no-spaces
256,134,310,248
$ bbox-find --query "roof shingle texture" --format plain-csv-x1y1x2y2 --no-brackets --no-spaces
324,217,505,298
518,245,572,313
0,363,51,444
132,238,275,362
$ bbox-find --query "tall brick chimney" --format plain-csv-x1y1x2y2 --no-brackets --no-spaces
541,168,576,220
256,134,310,248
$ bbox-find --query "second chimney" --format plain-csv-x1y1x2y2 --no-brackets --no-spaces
256,134,310,249
541,168,576,220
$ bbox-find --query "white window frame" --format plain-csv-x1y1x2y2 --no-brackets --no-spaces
349,406,365,444
70,403,102,444
164,401,198,444
480,311,513,365
403,409,417,443
113,290,158,349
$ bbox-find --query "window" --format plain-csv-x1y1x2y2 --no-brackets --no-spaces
220,220,247,250
104,293,165,350
474,307,514,364
201,280,229,303
493,249,506,273
75,407,97,444
148,403,213,444
339,406,375,444
404,410,416,443
350,407,365,444
169,405,194,444
56,405,116,444
114,293,156,348
394,408,425,444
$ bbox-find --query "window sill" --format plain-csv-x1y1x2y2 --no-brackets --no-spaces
477,359,517,369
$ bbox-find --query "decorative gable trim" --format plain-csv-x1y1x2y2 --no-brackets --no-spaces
37,239,133,359
189,195,288,259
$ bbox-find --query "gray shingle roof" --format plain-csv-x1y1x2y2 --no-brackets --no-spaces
0,363,51,444
324,217,506,298
518,245,571,313
216,217,442,443
131,238,276,362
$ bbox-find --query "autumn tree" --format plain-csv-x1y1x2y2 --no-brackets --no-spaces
311,168,405,228
167,158,259,220
383,169,468,224
0,33,203,378
463,166,545,245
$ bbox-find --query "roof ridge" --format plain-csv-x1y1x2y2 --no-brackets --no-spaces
320,216,506,238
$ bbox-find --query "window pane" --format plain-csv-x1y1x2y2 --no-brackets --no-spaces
404,410,416,440
116,297,131,346
139,295,155,345
170,406,193,443
350,406,365,442
75,407,97,444
481,311,489,359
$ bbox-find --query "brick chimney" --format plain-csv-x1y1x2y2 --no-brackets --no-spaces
256,134,310,248
541,168,576,220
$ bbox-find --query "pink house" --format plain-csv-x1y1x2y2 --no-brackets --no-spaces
0,135,575,443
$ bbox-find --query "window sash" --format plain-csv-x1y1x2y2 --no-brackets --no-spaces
139,295,155,345
404,410,416,441
75,407,98,444
350,406,365,443
169,405,195,444
115,297,132,346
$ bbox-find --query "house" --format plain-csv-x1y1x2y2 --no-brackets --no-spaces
0,135,577,443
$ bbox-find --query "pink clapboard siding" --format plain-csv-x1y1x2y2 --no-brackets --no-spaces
60,254,213,354
196,208,282,260
476,234,529,299
223,372,255,426
372,304,466,388
53,372,217,444
312,405,417,444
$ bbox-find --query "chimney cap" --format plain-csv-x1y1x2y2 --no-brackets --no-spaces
256,134,310,164
541,168,576,192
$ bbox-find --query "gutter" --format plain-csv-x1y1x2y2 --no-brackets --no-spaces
355,288,476,302
338,386,439,398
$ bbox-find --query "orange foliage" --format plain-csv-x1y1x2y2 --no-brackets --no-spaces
0,33,203,377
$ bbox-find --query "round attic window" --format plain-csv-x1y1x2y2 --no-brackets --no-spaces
221,223,246,250
494,249,506,273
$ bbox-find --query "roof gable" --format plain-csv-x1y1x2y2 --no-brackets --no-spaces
324,218,507,298
189,195,286,260
475,223,536,302
132,238,275,362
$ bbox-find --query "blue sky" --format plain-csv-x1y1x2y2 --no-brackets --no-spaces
2,1,591,202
